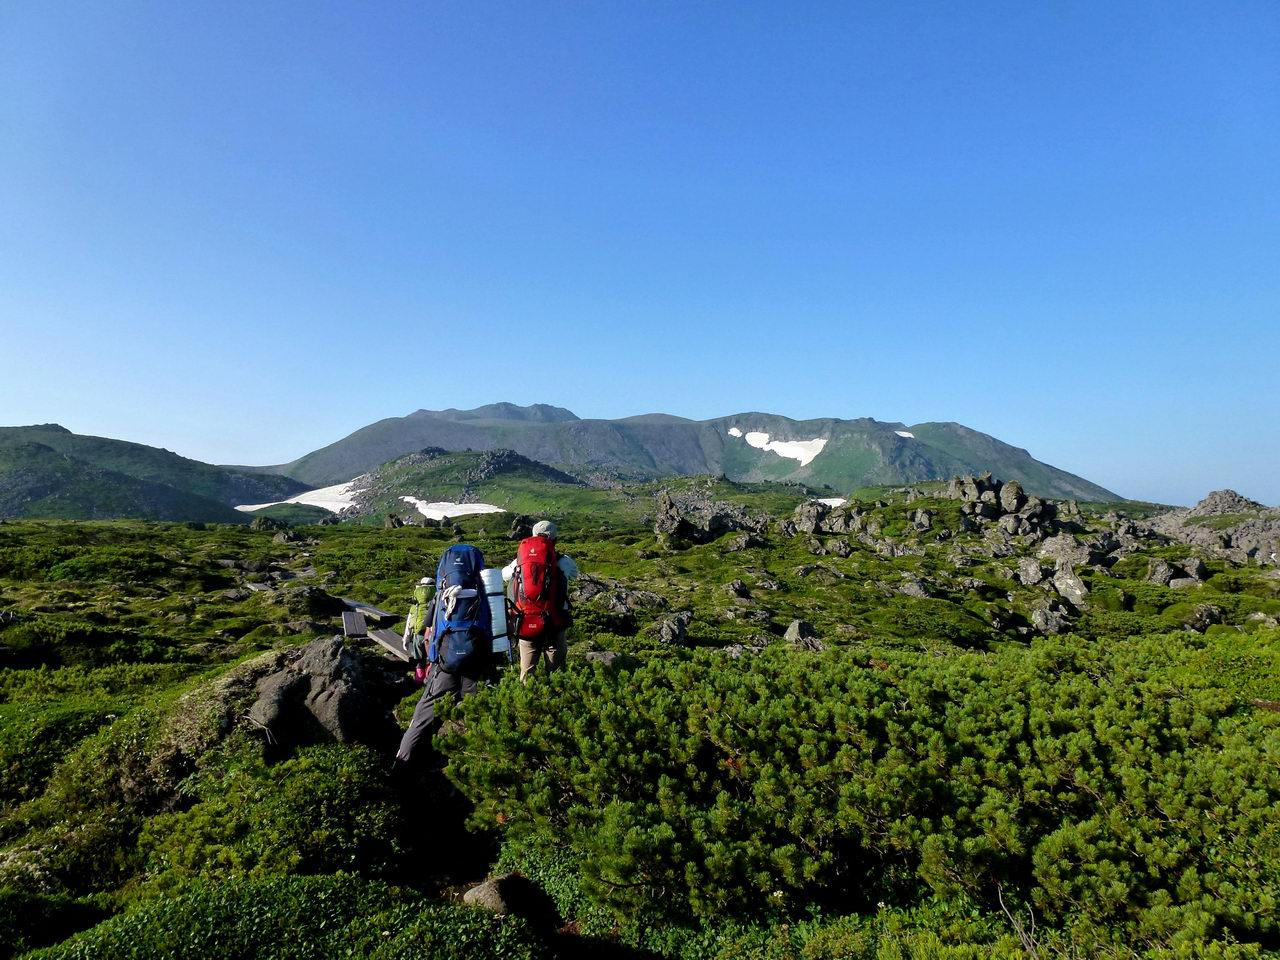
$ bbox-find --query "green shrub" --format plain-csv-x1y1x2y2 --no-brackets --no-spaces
0,888,107,959
443,638,1280,945
138,745,403,892
24,874,547,960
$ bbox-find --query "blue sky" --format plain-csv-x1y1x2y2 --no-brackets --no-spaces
1,1,1277,505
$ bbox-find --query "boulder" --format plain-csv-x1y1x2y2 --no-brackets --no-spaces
1037,534,1098,569
1030,598,1073,634
793,501,831,535
654,611,693,646
250,516,284,531
1169,577,1202,590
1016,558,1046,586
827,538,854,558
272,530,302,545
897,577,931,599
999,480,1026,514
912,509,933,531
724,579,751,598
1146,559,1176,586
783,619,822,650
1052,564,1090,609
584,651,623,668
1180,557,1209,582
726,533,766,552
655,488,767,544
384,514,404,529
1185,604,1224,633
246,636,400,747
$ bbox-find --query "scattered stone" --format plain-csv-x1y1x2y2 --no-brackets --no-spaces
384,514,404,529
272,530,302,545
584,651,623,668
655,487,767,545
827,538,854,558
1037,534,1099,569
1031,598,1073,634
724,579,751,598
1052,564,1089,609
783,619,823,650
1185,604,1223,632
1168,578,1202,590
1016,557,1046,586
220,588,252,602
999,480,1026,514
726,533,766,552
1179,557,1209,582
1146,559,1176,586
250,516,284,531
653,611,693,646
897,577,931,599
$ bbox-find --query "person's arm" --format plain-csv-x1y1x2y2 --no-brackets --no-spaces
558,554,580,580
501,558,517,582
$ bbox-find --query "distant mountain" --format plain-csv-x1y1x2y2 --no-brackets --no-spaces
0,425,310,522
259,404,1121,501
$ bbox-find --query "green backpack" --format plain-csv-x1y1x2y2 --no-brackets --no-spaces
405,577,436,663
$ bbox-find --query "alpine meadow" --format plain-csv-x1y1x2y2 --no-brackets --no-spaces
3,3,1279,959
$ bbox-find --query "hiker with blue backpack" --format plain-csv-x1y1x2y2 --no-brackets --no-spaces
395,543,494,769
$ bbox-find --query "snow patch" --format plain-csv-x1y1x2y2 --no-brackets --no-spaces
730,429,827,466
399,497,506,522
894,430,915,439
817,497,847,508
236,480,364,514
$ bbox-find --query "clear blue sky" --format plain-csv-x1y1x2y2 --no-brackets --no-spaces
2,2,1277,505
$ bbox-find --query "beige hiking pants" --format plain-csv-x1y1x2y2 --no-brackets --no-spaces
518,629,567,682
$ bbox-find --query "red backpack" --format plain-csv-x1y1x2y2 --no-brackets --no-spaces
512,535,568,639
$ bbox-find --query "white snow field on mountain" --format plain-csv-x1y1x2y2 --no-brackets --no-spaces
398,497,506,521
234,480,505,522
726,426,827,466
235,480,366,513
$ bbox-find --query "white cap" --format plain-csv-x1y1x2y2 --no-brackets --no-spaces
532,520,557,540
419,576,434,585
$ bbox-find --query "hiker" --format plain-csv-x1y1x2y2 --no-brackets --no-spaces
395,544,493,770
503,520,580,682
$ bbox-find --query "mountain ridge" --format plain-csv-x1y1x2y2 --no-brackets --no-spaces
252,403,1122,501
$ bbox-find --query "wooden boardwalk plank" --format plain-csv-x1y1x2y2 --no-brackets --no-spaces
367,627,411,662
341,610,368,637
340,598,397,624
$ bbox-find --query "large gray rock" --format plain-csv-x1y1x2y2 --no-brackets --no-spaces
654,611,694,646
999,480,1026,514
1052,564,1090,609
656,488,768,544
1031,598,1073,634
783,619,823,650
1179,557,1209,582
1017,557,1046,586
1146,559,1176,586
246,636,400,747
1037,534,1098,569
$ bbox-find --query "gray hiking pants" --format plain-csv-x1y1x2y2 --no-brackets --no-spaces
395,661,485,766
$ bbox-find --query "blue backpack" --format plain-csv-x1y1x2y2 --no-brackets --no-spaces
428,544,492,672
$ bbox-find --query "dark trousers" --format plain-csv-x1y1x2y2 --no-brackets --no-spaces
395,661,485,766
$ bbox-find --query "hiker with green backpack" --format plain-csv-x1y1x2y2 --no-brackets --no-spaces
395,543,494,770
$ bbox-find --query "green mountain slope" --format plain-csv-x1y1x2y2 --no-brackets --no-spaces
0,425,307,508
0,425,312,522
264,404,1121,501
0,443,248,522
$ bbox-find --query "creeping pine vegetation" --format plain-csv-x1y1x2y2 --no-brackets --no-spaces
1,475,1279,959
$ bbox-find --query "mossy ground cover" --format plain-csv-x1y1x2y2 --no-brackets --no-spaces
1,486,1279,958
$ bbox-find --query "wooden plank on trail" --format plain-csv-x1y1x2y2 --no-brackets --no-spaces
341,610,368,637
368,627,411,662
340,598,397,624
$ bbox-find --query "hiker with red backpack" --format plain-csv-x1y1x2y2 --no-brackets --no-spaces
395,543,493,769
503,520,580,682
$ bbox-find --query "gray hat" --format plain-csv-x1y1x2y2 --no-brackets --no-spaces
532,520,558,540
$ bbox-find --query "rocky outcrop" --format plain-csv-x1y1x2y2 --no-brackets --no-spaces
654,487,768,544
784,619,823,651
246,636,402,748
1149,490,1280,564
945,472,1058,538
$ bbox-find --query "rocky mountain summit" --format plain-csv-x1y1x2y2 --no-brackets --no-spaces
1148,489,1280,563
